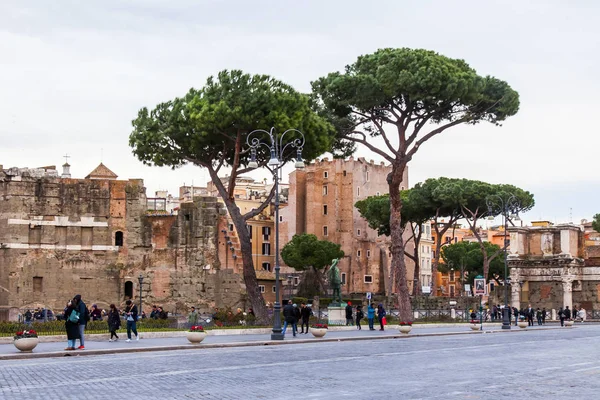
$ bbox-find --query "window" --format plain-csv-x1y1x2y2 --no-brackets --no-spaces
341,272,347,285
229,224,234,231
364,275,373,283
366,171,369,182
124,281,133,299
323,226,328,236
401,186,405,190
294,277,299,285
323,171,329,179
357,250,362,257
343,170,347,177
262,243,271,255
259,285,265,293
357,187,360,197
450,270,455,282
376,191,380,196
323,205,328,215
247,225,253,239
279,216,283,222
323,185,328,195
262,226,270,240
449,285,455,297
262,262,271,272
115,231,124,247
272,286,276,293
357,229,361,236
367,250,371,258
33,277,43,293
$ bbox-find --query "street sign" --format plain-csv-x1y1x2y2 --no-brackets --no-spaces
474,277,486,296
422,286,431,294
366,292,372,300
464,284,471,292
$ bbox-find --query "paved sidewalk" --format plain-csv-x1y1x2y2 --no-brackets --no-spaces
0,321,577,360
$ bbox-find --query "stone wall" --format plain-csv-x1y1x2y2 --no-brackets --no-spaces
0,171,245,320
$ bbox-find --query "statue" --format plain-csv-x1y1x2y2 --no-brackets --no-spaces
327,258,342,306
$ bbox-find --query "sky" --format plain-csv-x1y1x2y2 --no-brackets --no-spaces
1,0,598,225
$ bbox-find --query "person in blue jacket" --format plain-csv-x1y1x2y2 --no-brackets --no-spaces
367,304,376,331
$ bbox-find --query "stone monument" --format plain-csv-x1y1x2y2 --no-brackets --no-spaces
326,258,345,325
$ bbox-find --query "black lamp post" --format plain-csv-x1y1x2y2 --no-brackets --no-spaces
287,275,293,302
247,127,305,340
138,274,144,317
486,194,520,331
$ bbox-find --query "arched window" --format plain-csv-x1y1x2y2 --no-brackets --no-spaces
115,231,124,247
124,281,133,299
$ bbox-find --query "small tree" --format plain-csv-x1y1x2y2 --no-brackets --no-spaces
592,214,600,233
129,70,335,324
314,48,519,321
281,234,345,299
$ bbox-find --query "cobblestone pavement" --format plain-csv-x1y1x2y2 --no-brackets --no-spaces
1,324,599,399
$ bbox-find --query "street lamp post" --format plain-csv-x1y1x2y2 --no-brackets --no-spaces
287,275,293,302
247,127,305,340
138,274,144,318
486,194,520,331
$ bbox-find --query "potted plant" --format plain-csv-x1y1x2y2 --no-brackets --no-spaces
310,323,328,338
517,315,528,329
14,329,39,352
186,325,207,344
564,319,574,327
399,321,412,334
469,320,480,331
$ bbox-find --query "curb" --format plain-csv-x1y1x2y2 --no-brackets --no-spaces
0,326,568,361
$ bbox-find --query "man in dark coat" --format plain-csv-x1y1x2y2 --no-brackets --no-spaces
526,304,535,326
345,301,353,326
73,294,88,349
282,302,297,337
299,303,311,334
564,306,571,320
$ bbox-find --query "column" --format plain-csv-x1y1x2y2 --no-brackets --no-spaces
511,285,521,310
562,278,573,310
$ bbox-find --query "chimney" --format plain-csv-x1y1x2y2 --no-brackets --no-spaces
61,162,71,178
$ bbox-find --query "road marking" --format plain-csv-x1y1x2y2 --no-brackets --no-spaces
574,365,600,372
537,366,562,372
568,362,593,367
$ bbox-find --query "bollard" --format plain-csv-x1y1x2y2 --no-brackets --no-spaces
451,308,456,319
552,309,557,321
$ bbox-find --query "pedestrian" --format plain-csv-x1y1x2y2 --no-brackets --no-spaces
526,304,534,326
377,303,386,331
282,302,297,337
107,304,121,342
124,300,140,342
158,306,168,320
536,308,542,325
541,307,546,324
512,306,519,326
299,303,311,334
72,294,88,350
572,306,578,322
90,304,103,321
367,303,375,330
356,305,364,330
506,304,512,323
64,300,80,351
558,307,565,326
24,309,32,325
150,305,159,319
492,305,498,321
578,307,586,323
345,301,353,326
564,306,571,321
188,306,199,327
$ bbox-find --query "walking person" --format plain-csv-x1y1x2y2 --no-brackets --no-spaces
377,303,386,331
282,301,297,337
187,306,199,327
367,303,375,331
64,300,80,351
512,306,519,326
526,304,535,326
564,306,571,321
541,307,547,325
558,307,565,327
536,308,542,325
73,294,88,350
299,303,311,334
345,302,353,326
124,300,140,342
356,305,364,330
572,306,578,322
107,304,121,341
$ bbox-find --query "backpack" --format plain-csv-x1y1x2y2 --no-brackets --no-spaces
357,310,364,319
69,310,80,323
84,307,90,322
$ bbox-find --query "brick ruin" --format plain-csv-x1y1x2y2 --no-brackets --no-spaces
0,164,244,320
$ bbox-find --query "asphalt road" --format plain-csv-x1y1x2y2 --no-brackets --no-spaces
0,325,598,399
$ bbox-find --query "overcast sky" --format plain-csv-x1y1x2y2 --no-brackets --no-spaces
1,1,598,224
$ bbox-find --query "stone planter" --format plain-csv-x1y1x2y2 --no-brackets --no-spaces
517,321,528,329
14,337,39,352
186,331,207,344
470,324,480,331
399,325,412,334
564,320,574,327
310,328,327,338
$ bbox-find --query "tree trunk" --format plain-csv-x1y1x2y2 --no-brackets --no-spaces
388,164,411,322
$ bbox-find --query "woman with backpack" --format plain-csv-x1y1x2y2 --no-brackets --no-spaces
107,304,121,342
64,300,80,351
